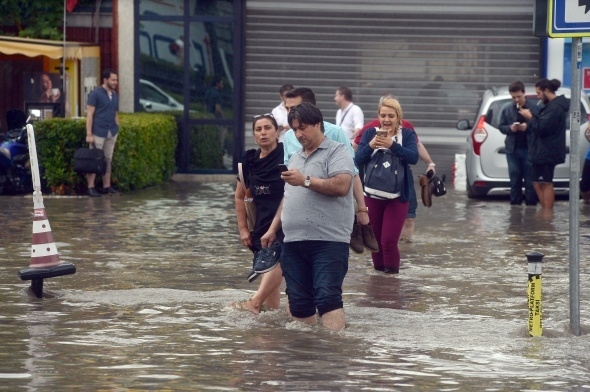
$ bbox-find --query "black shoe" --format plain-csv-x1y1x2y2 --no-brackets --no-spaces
247,269,259,283
253,242,281,274
384,268,399,274
88,187,101,197
101,186,120,195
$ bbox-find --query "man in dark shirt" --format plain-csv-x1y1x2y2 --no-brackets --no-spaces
499,81,539,205
205,75,227,157
85,69,120,197
205,76,223,118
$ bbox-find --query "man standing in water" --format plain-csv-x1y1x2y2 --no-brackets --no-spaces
520,78,568,210
264,103,355,331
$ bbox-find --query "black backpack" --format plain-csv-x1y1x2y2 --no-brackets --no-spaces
363,149,406,199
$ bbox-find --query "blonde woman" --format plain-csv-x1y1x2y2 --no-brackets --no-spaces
354,98,418,274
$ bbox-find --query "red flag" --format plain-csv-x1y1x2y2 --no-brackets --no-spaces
66,0,78,12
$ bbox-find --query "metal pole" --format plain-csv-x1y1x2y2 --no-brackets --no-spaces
569,37,582,337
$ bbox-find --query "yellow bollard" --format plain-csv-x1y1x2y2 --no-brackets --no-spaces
526,251,544,337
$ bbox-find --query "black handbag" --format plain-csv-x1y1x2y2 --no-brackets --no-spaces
73,147,106,175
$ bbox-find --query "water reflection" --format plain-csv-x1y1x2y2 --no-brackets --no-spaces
1,184,590,390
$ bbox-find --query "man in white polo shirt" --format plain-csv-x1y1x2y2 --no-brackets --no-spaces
334,86,364,145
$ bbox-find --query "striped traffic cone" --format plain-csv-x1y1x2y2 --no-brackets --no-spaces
18,123,75,298
18,208,76,298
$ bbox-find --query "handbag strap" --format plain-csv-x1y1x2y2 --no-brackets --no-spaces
237,162,248,193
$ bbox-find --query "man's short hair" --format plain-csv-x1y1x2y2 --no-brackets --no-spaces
337,86,352,101
284,87,316,105
102,68,117,81
508,81,525,93
279,84,294,95
287,102,324,133
211,75,223,87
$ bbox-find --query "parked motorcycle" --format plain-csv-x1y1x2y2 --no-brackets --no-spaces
0,109,33,195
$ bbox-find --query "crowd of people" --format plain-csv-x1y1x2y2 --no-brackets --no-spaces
232,85,436,331
232,78,576,331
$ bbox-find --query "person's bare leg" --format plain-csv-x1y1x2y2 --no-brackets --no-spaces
246,265,283,314
87,172,96,189
533,183,544,208
102,162,112,188
321,308,345,331
290,315,317,326
541,183,555,209
400,218,414,242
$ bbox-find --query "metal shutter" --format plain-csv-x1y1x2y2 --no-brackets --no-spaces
245,0,540,129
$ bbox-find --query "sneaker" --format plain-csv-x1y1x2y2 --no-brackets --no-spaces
349,223,364,254
101,186,120,195
361,223,379,252
247,269,259,283
87,187,101,197
253,242,281,274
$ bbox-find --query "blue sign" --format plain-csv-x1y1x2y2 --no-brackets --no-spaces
549,0,590,37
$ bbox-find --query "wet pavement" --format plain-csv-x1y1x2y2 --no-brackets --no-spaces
1,177,590,391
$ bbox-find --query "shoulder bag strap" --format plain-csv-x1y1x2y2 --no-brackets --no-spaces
238,162,248,193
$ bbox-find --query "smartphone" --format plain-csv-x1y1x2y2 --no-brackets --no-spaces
278,164,289,173
376,129,388,137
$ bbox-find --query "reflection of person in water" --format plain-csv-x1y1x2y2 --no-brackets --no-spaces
39,73,61,103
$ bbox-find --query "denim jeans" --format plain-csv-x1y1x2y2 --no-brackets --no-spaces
281,241,349,318
506,147,537,205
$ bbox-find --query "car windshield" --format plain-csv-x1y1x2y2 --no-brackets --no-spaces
488,96,587,129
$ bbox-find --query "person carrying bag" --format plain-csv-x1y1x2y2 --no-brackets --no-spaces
354,97,418,274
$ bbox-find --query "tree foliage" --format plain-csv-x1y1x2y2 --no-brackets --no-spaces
0,0,66,40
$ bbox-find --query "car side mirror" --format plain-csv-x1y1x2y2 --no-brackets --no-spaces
456,119,471,130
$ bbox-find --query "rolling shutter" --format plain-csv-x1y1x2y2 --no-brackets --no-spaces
245,0,541,129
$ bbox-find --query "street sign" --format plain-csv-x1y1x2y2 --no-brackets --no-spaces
548,0,590,37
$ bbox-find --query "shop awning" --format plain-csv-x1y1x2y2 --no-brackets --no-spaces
0,36,99,59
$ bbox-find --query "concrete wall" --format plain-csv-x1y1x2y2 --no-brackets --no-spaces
117,1,134,113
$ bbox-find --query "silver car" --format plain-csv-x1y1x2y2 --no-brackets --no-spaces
456,86,590,198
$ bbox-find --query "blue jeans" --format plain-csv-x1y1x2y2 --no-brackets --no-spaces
281,241,349,318
408,176,417,218
506,147,537,205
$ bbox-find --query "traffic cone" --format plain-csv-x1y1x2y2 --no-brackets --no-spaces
18,124,75,298
18,207,76,297
30,207,60,268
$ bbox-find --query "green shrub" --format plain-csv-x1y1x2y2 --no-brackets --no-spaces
33,113,177,194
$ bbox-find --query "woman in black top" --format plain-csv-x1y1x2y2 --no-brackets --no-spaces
233,113,284,314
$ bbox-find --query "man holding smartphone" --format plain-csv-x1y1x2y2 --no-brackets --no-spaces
498,81,539,206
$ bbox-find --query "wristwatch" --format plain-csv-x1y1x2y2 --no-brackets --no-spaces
304,176,311,188
358,207,369,213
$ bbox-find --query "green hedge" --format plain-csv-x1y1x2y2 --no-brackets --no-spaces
34,113,177,194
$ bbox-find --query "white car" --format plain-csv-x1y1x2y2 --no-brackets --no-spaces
456,86,590,198
139,79,184,112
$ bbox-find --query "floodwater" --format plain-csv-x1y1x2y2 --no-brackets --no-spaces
1,180,590,391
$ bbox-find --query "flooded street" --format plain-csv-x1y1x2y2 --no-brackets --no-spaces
1,179,590,391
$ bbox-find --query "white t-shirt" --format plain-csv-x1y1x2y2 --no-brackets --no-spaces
336,102,364,141
271,102,289,142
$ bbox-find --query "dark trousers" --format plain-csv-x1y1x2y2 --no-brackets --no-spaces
506,147,537,205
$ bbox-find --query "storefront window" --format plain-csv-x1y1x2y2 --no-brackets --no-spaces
137,0,240,172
